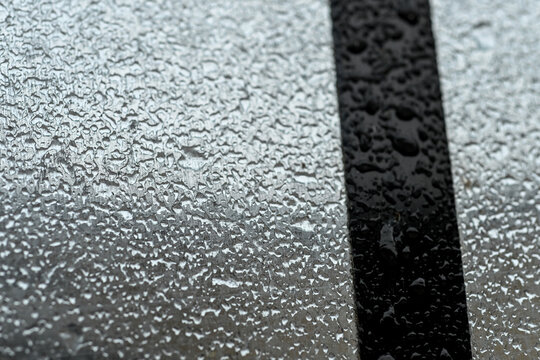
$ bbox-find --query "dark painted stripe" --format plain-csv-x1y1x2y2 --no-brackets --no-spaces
330,1,472,359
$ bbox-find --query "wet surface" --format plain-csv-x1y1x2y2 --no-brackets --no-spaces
330,0,471,358
0,0,358,358
432,0,540,358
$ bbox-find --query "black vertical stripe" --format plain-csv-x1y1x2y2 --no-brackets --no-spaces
330,1,472,359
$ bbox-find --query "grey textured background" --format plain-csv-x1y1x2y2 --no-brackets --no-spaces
432,0,540,358
0,0,358,358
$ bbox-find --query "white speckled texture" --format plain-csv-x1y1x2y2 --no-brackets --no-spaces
0,0,358,358
432,0,540,358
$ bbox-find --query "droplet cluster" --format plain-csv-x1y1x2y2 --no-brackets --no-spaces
330,0,471,358
0,0,357,358
432,0,540,357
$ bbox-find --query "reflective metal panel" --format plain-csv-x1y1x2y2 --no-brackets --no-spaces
432,0,540,358
0,0,358,358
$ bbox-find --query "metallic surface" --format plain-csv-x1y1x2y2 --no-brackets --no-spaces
0,0,358,358
432,0,540,358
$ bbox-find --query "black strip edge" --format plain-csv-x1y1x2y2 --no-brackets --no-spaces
330,1,472,359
